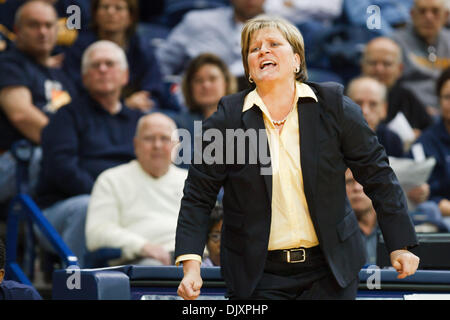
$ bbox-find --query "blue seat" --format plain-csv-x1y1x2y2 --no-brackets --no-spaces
52,265,224,300
52,269,130,300
5,140,78,286
52,265,450,300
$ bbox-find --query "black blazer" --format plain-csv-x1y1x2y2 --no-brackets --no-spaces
175,82,418,298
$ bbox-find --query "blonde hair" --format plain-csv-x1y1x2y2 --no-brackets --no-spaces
241,15,308,84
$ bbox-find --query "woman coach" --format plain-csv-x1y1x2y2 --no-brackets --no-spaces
175,16,420,300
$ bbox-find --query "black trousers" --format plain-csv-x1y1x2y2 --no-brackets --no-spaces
231,247,358,300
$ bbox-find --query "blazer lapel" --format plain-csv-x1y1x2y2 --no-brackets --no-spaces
298,98,320,210
242,106,273,203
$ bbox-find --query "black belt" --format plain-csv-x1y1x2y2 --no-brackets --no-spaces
267,246,321,263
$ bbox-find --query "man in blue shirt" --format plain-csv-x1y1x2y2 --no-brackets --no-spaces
346,76,405,158
410,67,450,220
391,0,450,114
345,169,378,265
0,1,77,203
63,0,173,112
36,40,144,267
0,0,91,51
0,238,42,300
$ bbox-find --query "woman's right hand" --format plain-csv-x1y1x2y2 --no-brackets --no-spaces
177,260,203,300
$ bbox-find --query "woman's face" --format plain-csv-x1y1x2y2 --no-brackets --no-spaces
96,0,131,34
191,64,227,111
440,79,450,123
247,27,300,85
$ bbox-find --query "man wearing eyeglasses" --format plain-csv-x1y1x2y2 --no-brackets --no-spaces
391,0,450,116
35,40,143,267
361,37,433,140
85,113,188,266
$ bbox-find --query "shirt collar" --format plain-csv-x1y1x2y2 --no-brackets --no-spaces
242,81,318,113
88,95,130,118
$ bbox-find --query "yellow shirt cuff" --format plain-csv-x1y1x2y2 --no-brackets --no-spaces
175,254,202,266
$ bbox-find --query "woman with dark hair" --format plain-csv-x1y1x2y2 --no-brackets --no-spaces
175,53,237,136
63,0,172,112
173,53,237,169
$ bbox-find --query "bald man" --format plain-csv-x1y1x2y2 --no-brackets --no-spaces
391,0,450,112
86,113,188,266
0,0,77,202
347,76,404,157
361,37,433,137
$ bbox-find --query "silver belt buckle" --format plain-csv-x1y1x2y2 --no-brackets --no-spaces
285,248,306,263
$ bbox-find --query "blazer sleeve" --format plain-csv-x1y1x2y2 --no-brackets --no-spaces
340,95,418,253
174,99,228,259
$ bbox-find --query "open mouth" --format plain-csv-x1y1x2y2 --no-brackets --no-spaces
260,61,277,70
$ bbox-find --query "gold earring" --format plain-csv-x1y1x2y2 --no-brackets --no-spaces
249,76,254,83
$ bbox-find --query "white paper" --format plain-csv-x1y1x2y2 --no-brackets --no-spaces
411,143,426,162
387,112,416,145
388,156,436,210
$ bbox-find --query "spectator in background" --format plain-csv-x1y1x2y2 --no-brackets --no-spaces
86,113,187,266
346,76,404,157
156,0,265,89
263,0,343,71
345,169,378,265
264,0,342,26
342,0,413,36
0,0,77,202
173,54,236,195
175,53,237,142
36,40,143,267
64,0,171,113
391,0,450,115
361,37,433,139
0,0,91,55
201,204,223,267
410,67,450,219
0,238,42,300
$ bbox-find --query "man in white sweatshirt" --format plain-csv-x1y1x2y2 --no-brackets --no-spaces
85,113,188,265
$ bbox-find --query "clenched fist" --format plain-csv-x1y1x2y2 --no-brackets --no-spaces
390,249,420,279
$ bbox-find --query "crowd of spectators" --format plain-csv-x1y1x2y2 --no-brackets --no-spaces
0,0,449,291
